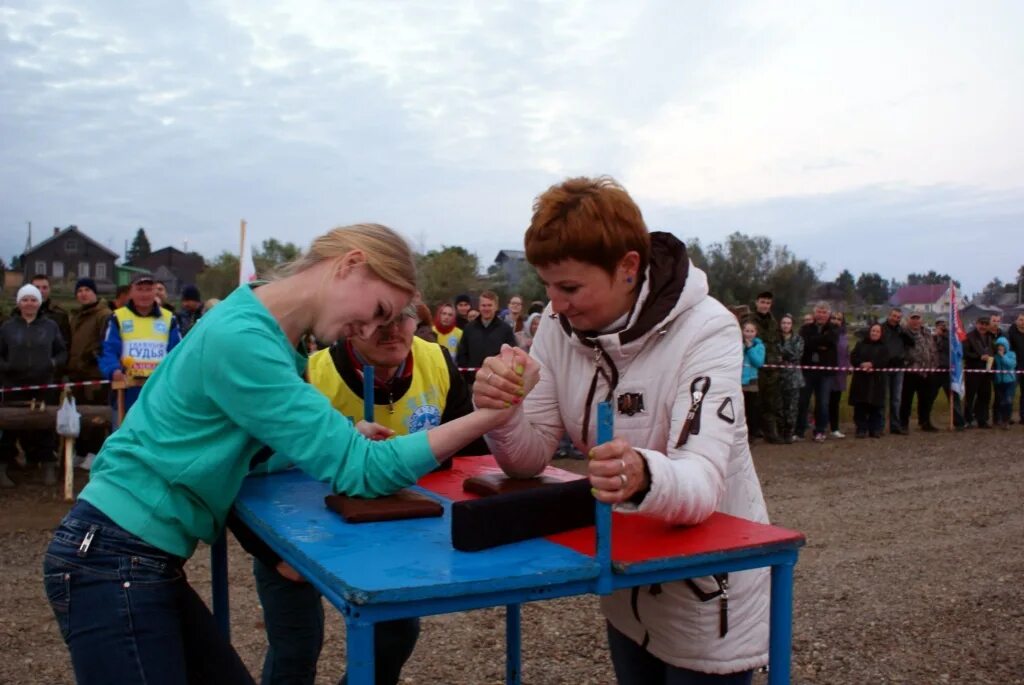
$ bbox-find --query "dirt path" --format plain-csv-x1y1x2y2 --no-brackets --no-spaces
2,426,1022,684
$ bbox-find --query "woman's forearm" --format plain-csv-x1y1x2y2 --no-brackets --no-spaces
426,408,513,462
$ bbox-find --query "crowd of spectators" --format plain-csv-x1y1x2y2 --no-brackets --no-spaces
740,295,1024,442
0,273,205,486
4,271,1023,489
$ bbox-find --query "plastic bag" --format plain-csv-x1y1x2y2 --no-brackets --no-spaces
56,396,81,437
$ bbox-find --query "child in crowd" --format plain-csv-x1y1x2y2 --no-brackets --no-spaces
742,321,765,441
992,336,1017,429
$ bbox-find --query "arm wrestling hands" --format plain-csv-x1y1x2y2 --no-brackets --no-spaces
472,345,650,505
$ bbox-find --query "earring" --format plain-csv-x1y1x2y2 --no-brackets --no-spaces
626,276,633,284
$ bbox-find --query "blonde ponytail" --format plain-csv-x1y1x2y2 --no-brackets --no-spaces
279,223,417,294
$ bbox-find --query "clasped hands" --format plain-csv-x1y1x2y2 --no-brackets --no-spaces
472,345,648,504
472,344,540,415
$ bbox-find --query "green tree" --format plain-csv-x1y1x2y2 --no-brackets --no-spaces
417,246,481,307
255,238,301,275
764,247,820,318
701,232,818,317
855,272,890,304
907,271,959,288
127,228,152,264
196,251,241,300
516,262,547,304
685,238,707,271
835,269,856,301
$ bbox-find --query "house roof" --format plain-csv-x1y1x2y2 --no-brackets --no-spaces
495,249,526,262
24,226,119,259
890,284,948,306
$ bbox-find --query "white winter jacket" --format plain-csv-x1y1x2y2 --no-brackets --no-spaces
485,233,770,674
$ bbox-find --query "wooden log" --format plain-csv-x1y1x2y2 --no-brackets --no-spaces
0,405,112,431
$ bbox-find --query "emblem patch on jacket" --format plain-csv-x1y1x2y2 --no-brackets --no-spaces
617,392,645,416
717,398,735,424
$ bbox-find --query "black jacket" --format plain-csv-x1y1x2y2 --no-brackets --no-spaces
848,339,888,407
456,317,518,368
963,328,994,370
881,321,914,368
934,332,950,369
13,299,71,350
0,315,68,386
799,320,839,367
1007,325,1024,370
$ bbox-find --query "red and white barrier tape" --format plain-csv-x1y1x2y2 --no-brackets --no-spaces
3,363,1015,394
759,363,1024,375
0,379,111,393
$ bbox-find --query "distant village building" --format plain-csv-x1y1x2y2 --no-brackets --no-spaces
128,246,205,295
493,249,526,290
959,302,1003,327
889,284,964,315
20,226,118,292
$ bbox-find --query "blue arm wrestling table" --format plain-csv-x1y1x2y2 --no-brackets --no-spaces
212,456,805,684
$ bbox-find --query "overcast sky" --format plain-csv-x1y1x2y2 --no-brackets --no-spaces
2,1,1022,296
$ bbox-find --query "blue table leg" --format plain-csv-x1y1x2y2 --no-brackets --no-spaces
211,533,230,641
505,603,522,684
768,557,796,685
346,613,376,685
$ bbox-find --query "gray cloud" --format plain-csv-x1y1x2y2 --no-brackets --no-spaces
1,1,1021,302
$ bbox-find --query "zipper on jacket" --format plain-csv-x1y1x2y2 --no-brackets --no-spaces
675,377,711,448
580,342,619,445
684,573,730,637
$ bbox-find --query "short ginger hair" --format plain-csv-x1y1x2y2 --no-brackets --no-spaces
524,176,650,276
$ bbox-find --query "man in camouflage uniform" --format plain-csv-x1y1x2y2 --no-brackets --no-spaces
751,291,784,443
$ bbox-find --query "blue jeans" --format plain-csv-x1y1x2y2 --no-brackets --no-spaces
886,371,904,430
43,500,253,684
796,371,832,437
253,558,420,685
606,622,753,685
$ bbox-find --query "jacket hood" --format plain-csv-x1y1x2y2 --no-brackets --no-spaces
557,232,705,359
995,336,1009,350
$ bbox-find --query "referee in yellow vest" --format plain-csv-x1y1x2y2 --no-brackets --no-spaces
232,304,486,685
99,272,181,423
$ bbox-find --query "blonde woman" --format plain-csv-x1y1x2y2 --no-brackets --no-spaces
42,223,534,684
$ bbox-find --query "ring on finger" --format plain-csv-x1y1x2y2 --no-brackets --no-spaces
619,473,628,488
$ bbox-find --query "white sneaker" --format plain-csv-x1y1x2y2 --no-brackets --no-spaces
791,435,804,442
831,430,846,439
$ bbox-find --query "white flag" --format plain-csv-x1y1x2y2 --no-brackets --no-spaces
239,222,257,285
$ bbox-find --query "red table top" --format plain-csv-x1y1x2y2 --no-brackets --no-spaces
419,456,805,564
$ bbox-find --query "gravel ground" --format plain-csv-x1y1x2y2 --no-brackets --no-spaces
2,425,1022,684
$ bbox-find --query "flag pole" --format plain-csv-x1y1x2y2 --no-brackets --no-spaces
238,219,247,284
949,280,954,431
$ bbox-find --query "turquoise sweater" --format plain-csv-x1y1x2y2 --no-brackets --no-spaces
741,337,765,386
81,285,438,558
993,337,1017,384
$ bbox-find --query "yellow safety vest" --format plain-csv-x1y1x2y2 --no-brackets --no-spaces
307,336,451,436
433,326,463,359
114,306,174,378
